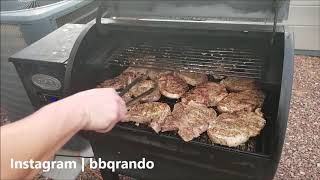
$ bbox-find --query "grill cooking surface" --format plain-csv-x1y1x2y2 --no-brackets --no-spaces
92,33,274,155
116,88,271,154
107,40,266,79
94,73,274,155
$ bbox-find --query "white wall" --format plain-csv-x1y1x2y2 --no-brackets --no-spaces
287,0,320,51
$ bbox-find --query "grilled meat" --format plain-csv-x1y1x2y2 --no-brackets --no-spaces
220,77,258,92
123,67,148,76
207,108,266,147
161,101,217,142
161,102,186,132
182,82,228,106
122,92,133,103
124,102,171,133
176,72,208,86
129,80,161,102
97,71,137,90
158,74,188,99
97,67,147,90
148,69,172,80
217,89,265,113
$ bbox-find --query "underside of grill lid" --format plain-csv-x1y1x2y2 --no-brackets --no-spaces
97,0,290,23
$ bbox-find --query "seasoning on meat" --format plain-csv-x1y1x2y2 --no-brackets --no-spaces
161,101,217,142
123,102,171,133
220,77,258,92
217,89,265,113
129,80,161,102
207,108,266,147
148,69,172,80
176,72,208,86
97,67,147,90
182,82,228,106
158,74,188,99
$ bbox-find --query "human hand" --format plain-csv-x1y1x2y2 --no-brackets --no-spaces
59,88,126,133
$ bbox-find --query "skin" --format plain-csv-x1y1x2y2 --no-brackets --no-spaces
0,88,126,179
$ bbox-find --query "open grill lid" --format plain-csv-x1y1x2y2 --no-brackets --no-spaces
96,0,290,23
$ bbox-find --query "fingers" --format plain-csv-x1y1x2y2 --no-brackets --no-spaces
117,97,127,120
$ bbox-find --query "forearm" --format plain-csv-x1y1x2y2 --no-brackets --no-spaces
0,100,85,179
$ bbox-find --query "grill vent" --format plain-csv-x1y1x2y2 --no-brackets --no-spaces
108,40,266,79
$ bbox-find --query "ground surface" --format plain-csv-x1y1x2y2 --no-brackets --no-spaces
274,56,320,179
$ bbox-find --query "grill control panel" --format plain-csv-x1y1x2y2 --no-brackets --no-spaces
38,93,61,105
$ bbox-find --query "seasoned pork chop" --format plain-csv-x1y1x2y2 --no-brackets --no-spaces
176,72,208,86
129,80,161,102
182,82,228,106
217,89,265,113
97,71,137,90
123,67,148,76
220,77,258,92
123,102,171,133
161,101,217,141
97,67,147,90
158,74,188,99
148,69,172,80
207,108,266,147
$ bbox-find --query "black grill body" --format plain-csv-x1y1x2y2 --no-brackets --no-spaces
9,1,293,179
64,20,294,180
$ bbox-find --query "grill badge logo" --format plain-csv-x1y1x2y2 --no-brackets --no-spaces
31,74,61,91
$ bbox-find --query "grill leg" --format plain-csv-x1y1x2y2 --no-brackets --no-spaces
100,168,119,180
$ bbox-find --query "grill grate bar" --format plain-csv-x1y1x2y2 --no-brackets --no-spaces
112,54,264,69
107,41,266,79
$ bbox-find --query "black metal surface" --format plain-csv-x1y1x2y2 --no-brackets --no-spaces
63,23,292,180
10,24,86,64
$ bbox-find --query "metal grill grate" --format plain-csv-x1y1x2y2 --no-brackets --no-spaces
107,41,266,79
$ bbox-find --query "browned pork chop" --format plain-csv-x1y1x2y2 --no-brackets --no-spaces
123,102,171,133
129,80,161,102
182,82,228,107
158,74,188,99
161,101,217,141
217,89,265,113
176,72,208,86
207,108,266,147
220,77,258,92
97,67,147,90
148,69,172,80
97,71,137,90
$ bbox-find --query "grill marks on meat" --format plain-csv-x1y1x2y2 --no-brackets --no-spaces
182,82,228,106
221,77,258,92
129,80,161,102
207,108,266,147
217,89,265,113
176,72,208,86
162,101,217,141
124,102,171,133
158,74,188,99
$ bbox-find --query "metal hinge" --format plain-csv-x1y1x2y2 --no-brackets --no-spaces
270,0,279,45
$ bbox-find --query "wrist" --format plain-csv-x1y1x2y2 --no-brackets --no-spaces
46,98,88,131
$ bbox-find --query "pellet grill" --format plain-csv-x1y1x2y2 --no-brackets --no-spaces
10,0,293,179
